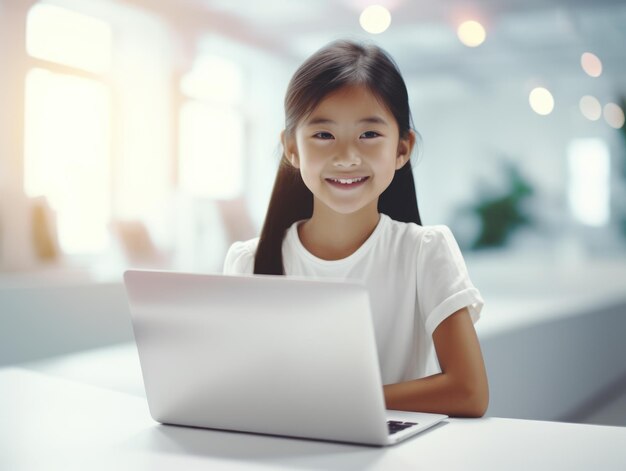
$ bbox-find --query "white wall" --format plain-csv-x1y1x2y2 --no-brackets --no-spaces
412,75,624,235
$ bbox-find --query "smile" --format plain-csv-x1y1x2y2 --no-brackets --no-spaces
325,176,370,188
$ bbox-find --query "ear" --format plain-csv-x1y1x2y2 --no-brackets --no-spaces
395,130,416,170
281,130,300,169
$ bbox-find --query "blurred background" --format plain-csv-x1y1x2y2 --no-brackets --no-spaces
1,0,626,426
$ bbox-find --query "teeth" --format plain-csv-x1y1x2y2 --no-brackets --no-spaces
331,177,365,184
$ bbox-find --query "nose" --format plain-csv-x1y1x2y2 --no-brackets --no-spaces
332,144,361,168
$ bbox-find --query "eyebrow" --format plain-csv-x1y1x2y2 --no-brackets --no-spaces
305,116,389,126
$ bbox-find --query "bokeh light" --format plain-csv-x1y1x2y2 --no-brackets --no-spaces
359,5,392,34
529,87,554,116
457,20,486,47
579,95,602,121
603,102,625,129
581,52,602,78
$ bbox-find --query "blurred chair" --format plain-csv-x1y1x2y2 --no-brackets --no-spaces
31,196,60,263
110,220,170,269
0,191,60,270
215,197,257,245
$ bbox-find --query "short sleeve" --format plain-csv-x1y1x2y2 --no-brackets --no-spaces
223,239,258,275
416,226,483,336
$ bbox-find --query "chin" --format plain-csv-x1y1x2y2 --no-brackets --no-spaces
319,199,378,216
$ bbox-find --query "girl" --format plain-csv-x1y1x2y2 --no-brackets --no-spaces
223,40,488,417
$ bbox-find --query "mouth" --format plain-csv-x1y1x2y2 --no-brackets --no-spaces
325,176,370,189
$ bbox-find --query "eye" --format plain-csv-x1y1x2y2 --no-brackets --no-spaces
360,131,381,139
313,131,334,140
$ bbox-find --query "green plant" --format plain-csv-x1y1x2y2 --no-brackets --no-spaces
469,161,534,249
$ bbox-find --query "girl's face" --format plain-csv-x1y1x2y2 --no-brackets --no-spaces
284,85,414,216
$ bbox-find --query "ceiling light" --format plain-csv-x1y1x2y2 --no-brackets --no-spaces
581,52,602,78
603,103,625,129
579,95,601,121
457,20,486,47
529,87,554,116
359,5,392,34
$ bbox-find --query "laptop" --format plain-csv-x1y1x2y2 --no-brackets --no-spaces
123,269,447,446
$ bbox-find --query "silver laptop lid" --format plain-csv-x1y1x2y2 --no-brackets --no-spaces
124,270,390,445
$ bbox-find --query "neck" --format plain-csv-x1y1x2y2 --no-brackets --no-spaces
298,199,381,261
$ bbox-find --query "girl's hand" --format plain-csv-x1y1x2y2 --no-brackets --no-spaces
383,308,489,417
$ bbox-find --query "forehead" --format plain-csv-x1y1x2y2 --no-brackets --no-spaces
303,85,395,124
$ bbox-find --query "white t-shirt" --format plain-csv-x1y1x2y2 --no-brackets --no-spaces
223,213,483,384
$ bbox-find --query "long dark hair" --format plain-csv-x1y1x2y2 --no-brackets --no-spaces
254,40,421,275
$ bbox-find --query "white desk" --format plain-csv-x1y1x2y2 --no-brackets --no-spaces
2,364,626,470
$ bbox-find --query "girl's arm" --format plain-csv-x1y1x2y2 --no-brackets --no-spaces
383,307,489,417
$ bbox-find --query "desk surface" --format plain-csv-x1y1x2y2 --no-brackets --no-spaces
2,366,626,471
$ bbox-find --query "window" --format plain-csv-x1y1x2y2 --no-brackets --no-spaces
26,3,112,73
567,139,610,227
179,54,245,199
24,3,112,254
179,102,244,199
24,68,111,253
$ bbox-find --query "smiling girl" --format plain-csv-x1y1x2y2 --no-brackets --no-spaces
224,40,489,417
